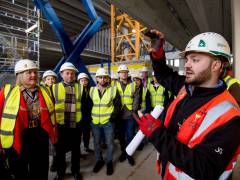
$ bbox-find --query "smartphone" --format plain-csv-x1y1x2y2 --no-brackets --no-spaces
144,30,159,39
144,30,161,49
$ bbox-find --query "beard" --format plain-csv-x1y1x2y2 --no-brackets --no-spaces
185,64,212,86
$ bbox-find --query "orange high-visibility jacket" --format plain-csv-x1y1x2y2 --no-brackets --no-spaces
163,90,240,180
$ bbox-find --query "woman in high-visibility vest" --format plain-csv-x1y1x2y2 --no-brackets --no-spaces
77,72,94,153
0,59,57,180
41,70,58,172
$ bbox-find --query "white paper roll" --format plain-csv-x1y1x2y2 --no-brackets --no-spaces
126,130,145,156
126,105,164,156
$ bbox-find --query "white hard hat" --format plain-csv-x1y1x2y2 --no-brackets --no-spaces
96,68,109,77
140,67,148,72
132,72,142,80
59,62,78,73
77,72,89,81
180,32,231,60
42,70,57,79
14,59,39,75
117,64,129,73
111,73,118,79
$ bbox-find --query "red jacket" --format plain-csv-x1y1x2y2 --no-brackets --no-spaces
0,88,57,154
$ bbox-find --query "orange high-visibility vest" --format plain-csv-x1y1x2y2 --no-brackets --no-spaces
163,89,240,180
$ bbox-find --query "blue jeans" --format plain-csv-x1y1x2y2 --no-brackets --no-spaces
118,115,135,152
91,122,113,163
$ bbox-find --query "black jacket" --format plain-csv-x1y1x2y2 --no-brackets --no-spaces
149,53,240,179
81,86,93,124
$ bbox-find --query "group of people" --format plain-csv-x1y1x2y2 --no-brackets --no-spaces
0,55,172,180
0,29,240,180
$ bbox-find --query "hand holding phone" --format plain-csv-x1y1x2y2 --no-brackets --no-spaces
144,30,163,50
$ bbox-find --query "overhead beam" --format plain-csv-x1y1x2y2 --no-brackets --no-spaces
51,0,90,22
185,0,210,32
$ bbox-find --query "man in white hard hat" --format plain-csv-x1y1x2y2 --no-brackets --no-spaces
77,73,94,153
116,64,140,166
135,31,240,179
140,67,151,88
132,72,151,113
0,59,57,180
89,68,121,175
52,62,84,180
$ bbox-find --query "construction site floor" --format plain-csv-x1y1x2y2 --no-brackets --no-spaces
48,139,161,180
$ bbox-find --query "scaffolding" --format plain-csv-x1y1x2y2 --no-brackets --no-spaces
0,0,40,85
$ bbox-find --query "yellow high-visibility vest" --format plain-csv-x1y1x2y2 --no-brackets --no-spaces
116,81,136,111
52,82,83,124
223,75,240,90
89,86,117,124
111,80,118,87
0,84,55,148
141,86,148,111
148,83,165,108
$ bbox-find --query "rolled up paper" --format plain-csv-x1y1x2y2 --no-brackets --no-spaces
126,105,164,156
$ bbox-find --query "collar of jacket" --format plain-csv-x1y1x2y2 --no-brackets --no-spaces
185,80,226,97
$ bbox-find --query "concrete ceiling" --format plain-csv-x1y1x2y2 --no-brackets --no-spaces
110,0,232,50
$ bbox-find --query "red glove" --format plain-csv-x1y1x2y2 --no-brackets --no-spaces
134,113,161,137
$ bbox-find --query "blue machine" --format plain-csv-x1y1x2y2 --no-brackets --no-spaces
32,0,103,86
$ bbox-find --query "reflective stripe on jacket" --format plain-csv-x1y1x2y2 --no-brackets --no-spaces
52,82,83,124
90,86,117,124
163,89,240,180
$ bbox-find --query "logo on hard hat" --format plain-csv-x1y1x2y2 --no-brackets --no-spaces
198,40,206,47
24,64,28,68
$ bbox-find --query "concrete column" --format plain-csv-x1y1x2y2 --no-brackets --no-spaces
231,0,240,79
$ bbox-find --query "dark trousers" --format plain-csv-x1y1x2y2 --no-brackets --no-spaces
81,123,91,149
6,128,49,180
117,116,135,152
55,124,82,176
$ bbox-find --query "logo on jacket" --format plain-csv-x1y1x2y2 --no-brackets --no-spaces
214,147,223,155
